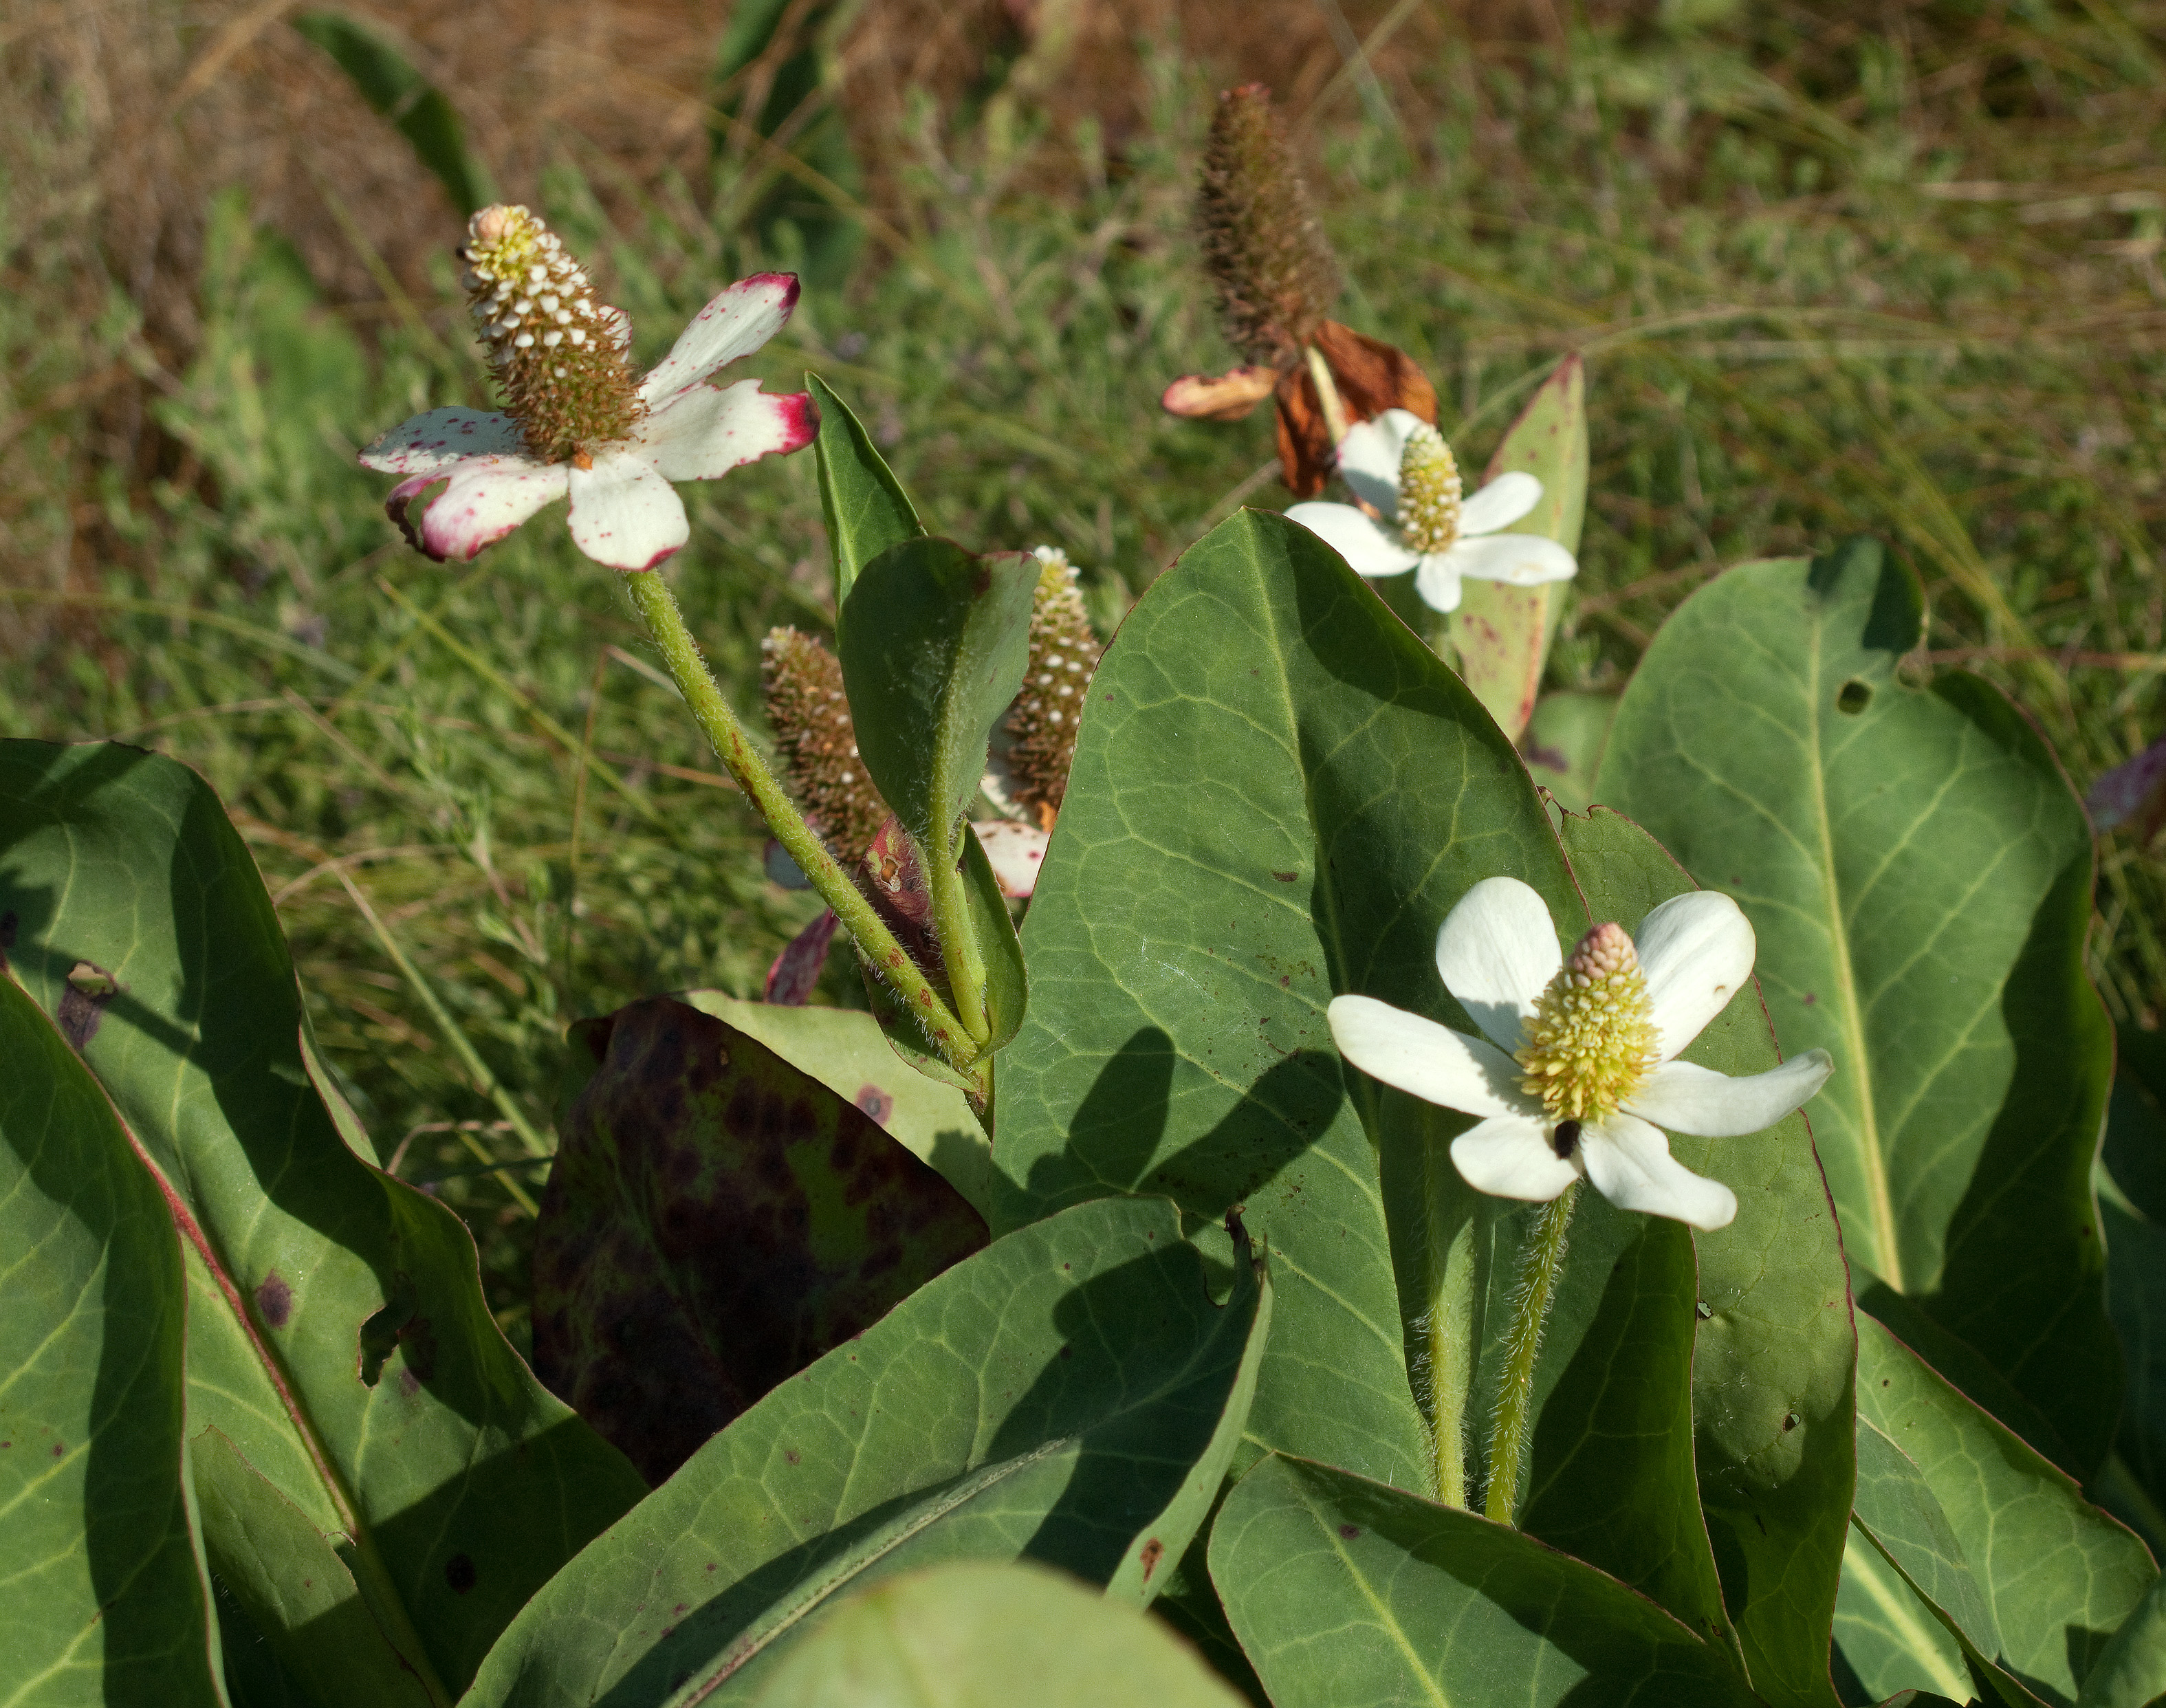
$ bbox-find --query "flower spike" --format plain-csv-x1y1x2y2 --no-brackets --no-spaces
361,204,817,572
1328,876,1834,1230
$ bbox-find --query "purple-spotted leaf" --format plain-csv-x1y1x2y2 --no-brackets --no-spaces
533,995,989,1484
1444,356,1588,741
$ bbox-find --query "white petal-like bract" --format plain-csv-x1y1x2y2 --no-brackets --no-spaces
1335,409,1420,517
1457,470,1544,537
1326,995,1533,1120
1441,532,1579,589
1635,890,1757,1060
1449,1115,1581,1203
1434,876,1562,1052
362,407,528,475
1626,1051,1835,1138
1579,1112,1738,1229
1285,502,1422,578
1412,552,1465,613
639,273,801,404
567,452,690,571
636,378,818,483
388,457,567,562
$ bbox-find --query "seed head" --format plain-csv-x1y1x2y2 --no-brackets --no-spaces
1395,424,1463,554
761,627,890,864
1004,549,1102,825
1515,923,1661,1122
1197,84,1337,366
459,204,642,465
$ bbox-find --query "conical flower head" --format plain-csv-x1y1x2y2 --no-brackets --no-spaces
1004,549,1102,824
459,204,642,465
1514,922,1663,1122
1394,423,1463,554
1198,84,1337,366
761,626,890,864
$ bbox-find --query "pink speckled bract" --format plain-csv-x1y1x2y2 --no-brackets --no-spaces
361,272,815,572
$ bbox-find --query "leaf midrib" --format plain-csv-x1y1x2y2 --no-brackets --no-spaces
1806,610,1899,1287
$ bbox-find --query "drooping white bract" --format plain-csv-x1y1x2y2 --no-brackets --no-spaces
1326,876,1833,1230
1285,408,1579,613
360,274,816,573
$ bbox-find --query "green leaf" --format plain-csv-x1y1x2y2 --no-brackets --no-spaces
532,994,989,1485
192,1427,433,1708
1835,1524,1982,1707
1444,353,1588,740
1522,688,1617,813
750,1560,1250,1707
1852,1418,1999,1660
989,507,1577,1491
0,972,223,1707
808,375,924,622
2101,1200,2166,1537
1839,1420,2050,1708
1209,1454,1760,1708
1855,1313,2154,1703
683,991,994,1214
464,1194,1271,1707
1515,1206,1742,1663
0,741,646,1700
2076,1566,2166,1708
1593,540,2119,1474
290,14,494,216
1557,805,1858,1708
838,538,1035,1049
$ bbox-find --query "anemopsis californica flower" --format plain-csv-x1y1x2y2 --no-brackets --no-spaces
1286,408,1579,613
1328,876,1833,1230
360,205,815,573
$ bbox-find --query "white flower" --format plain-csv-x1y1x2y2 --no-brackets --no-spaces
1327,876,1833,1230
1285,408,1579,613
360,272,816,572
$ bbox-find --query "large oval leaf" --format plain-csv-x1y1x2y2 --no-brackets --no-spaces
750,1561,1249,1708
1559,805,1858,1708
0,972,222,1707
988,507,1577,1491
1593,540,2116,1474
464,1194,1270,1707
1852,1315,2153,1705
1210,1454,1758,1708
0,741,646,1699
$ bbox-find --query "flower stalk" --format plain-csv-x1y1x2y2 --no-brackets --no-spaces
622,569,977,1074
1485,1181,1580,1526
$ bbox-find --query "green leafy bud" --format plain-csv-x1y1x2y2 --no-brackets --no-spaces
459,204,642,464
1197,83,1337,366
760,626,890,865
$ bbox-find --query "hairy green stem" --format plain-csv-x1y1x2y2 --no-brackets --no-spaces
1485,1181,1580,1526
622,569,977,1073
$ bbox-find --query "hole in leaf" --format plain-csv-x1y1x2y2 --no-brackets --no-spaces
357,1271,423,1388
1836,680,1872,715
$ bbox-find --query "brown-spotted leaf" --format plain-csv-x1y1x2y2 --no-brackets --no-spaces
533,996,988,1485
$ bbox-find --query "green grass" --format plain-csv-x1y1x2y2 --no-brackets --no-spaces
8,1,2166,1342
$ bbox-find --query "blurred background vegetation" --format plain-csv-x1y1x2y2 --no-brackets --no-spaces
7,0,2166,1346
